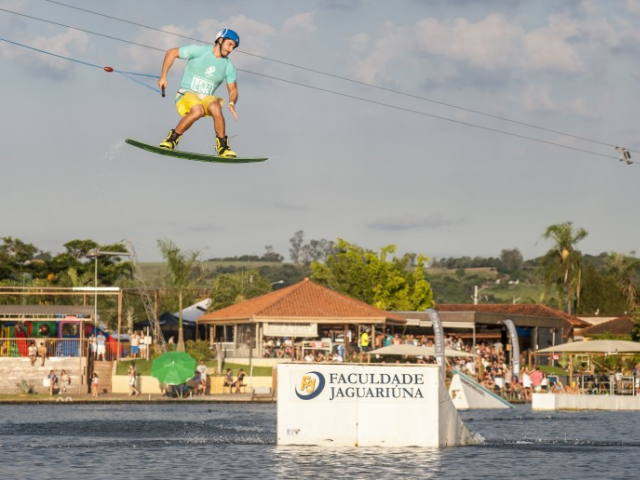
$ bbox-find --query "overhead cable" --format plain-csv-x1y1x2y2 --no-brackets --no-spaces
0,5,635,165
42,0,637,156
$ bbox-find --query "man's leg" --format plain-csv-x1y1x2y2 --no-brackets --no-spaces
207,101,236,158
208,101,226,138
175,105,205,134
159,104,205,149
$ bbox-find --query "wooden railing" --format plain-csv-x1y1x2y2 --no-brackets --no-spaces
0,337,121,362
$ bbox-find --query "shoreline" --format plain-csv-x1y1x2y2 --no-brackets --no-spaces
0,392,274,404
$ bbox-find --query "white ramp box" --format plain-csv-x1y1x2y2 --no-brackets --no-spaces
533,393,640,411
277,363,476,447
449,371,514,410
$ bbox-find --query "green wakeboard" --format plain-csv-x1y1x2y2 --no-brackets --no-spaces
125,138,268,164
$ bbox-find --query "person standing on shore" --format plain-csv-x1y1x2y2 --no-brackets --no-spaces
130,331,140,359
46,369,58,396
89,333,97,359
196,360,208,394
522,369,533,401
37,341,47,366
91,372,99,398
59,369,71,394
530,366,543,393
28,342,37,366
223,368,234,393
96,331,106,361
128,363,139,396
235,369,247,393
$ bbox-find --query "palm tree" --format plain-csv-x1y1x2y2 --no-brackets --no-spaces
538,221,588,314
157,239,202,352
606,251,640,311
211,270,273,310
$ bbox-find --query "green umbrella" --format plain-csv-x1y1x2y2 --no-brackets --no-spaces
152,351,197,385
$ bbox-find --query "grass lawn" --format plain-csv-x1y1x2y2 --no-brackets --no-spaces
538,365,569,376
0,394,54,400
115,358,274,376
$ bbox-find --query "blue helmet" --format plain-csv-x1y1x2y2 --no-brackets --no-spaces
215,28,240,48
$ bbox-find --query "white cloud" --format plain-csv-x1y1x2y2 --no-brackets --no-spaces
345,7,640,119
0,0,28,30
199,14,275,72
122,15,276,75
349,21,403,84
348,14,527,86
282,12,317,40
0,0,27,10
0,29,89,67
125,24,194,72
350,8,635,84
350,32,370,51
521,85,559,113
624,0,640,14
220,14,276,56
523,14,585,73
22,30,89,79
521,83,601,119
415,14,524,70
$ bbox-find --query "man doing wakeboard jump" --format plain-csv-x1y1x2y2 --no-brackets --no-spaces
157,28,240,158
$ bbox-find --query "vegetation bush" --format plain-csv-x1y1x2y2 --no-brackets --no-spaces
16,379,35,394
186,340,212,362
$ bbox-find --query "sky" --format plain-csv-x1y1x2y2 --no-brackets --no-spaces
2,0,640,263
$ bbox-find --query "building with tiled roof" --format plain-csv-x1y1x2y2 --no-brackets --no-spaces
197,277,585,361
395,303,586,334
582,316,634,338
197,278,405,358
393,303,587,362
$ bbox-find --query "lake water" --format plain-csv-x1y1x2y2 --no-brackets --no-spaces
0,402,638,479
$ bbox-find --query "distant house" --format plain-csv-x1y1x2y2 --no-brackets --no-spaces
197,277,588,362
393,303,589,358
197,278,405,358
581,316,634,339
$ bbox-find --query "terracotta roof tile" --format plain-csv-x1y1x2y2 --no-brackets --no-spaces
582,317,634,336
198,278,404,322
436,303,589,327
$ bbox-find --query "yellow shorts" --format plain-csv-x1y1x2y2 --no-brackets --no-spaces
175,90,224,117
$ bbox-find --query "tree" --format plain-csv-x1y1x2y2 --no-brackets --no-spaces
631,307,640,342
289,230,304,264
499,248,524,272
577,264,627,315
0,237,40,280
157,239,203,352
606,251,640,311
64,239,101,260
46,240,132,286
310,239,434,311
262,245,284,263
301,239,335,264
538,221,587,314
257,263,310,287
211,269,273,310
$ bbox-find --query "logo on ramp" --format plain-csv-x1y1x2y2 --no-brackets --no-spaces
295,371,326,400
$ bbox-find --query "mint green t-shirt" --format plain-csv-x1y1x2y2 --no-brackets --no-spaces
177,45,237,96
